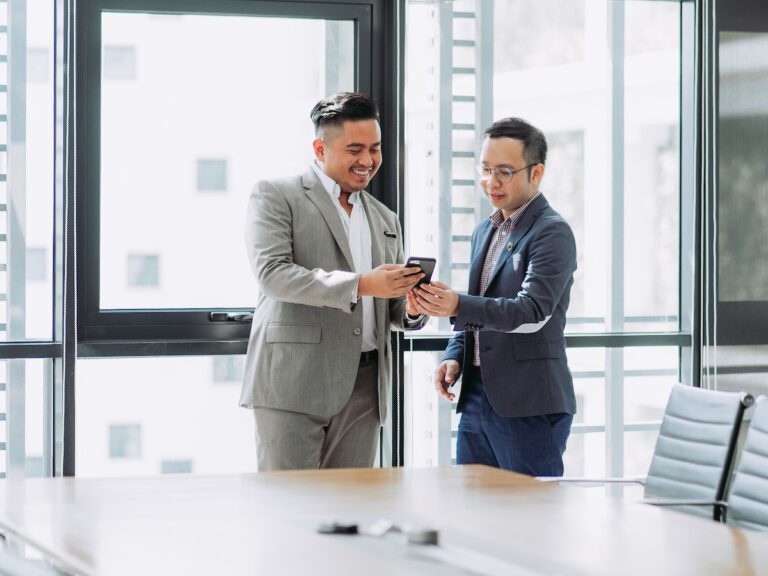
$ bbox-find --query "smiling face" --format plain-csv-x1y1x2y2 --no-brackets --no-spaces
479,136,544,219
313,119,382,194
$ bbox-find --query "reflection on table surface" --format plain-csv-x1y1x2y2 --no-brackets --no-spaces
1,465,767,576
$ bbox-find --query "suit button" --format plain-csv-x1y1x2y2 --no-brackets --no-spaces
353,328,362,336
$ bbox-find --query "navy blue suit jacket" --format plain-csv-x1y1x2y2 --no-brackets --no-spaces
443,193,577,418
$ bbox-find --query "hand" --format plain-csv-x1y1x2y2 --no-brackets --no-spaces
412,280,460,317
406,291,428,317
434,359,461,402
358,264,423,299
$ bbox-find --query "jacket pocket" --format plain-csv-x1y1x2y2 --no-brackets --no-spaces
513,340,564,360
266,322,321,344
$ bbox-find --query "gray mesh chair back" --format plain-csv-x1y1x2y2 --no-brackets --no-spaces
643,384,752,518
727,397,768,530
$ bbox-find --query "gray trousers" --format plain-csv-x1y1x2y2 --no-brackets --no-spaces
252,357,380,471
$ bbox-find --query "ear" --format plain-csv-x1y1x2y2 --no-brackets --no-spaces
312,138,325,161
531,163,545,185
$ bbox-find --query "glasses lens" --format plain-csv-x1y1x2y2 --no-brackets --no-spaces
496,168,514,182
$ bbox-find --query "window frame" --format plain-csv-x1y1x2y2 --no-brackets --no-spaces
75,0,392,352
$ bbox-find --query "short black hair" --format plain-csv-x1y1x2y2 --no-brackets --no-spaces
484,117,548,167
310,92,380,135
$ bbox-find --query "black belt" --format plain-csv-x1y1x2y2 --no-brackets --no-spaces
360,349,379,364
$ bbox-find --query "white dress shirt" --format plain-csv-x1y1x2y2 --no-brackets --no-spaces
311,162,377,352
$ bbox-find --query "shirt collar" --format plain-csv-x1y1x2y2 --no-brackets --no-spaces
311,161,361,204
489,191,541,229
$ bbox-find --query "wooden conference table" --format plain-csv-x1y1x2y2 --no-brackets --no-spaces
0,465,766,575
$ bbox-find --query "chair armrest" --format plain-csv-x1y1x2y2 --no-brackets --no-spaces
641,498,728,522
536,476,646,486
641,498,723,506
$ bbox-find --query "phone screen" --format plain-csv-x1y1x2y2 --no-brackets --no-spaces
406,257,436,287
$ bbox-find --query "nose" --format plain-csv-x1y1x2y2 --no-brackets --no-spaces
358,150,374,168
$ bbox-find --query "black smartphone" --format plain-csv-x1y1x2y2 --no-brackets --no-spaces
405,257,437,287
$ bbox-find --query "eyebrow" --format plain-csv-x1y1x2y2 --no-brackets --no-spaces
346,142,382,149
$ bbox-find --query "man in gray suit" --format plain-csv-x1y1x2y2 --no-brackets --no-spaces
241,93,427,471
412,118,577,476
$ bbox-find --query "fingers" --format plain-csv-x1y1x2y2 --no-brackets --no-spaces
417,283,448,298
445,363,460,383
433,374,455,401
392,267,423,289
412,287,451,316
434,362,458,402
406,292,427,316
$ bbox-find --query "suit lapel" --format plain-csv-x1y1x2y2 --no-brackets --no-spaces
469,219,495,295
486,194,548,289
302,168,355,271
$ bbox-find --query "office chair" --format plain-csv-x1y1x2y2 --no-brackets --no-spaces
539,384,754,520
721,396,768,530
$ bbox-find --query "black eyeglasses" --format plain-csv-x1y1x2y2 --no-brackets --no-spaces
476,163,536,183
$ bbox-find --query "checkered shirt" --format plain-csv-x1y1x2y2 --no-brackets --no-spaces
473,193,540,366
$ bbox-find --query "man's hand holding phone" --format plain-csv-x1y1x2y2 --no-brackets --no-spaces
403,257,436,316
413,280,460,317
358,264,423,298
404,257,436,287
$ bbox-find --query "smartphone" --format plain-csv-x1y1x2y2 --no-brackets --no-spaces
405,257,437,287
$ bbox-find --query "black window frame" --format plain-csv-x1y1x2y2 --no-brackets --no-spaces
75,0,396,354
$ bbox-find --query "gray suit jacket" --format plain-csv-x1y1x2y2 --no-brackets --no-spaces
443,194,577,418
240,167,424,423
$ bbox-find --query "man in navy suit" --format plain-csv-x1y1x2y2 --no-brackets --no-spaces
412,117,577,476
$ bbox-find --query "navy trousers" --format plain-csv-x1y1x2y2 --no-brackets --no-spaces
456,369,572,476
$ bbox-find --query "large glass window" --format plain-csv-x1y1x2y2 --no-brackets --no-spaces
404,0,684,475
1,0,61,480
404,347,675,476
77,356,254,477
76,0,385,347
98,13,354,311
1,359,52,479
2,0,56,341
73,0,393,476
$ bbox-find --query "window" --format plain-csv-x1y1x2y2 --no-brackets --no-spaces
27,48,50,83
403,0,688,474
212,355,244,383
78,357,256,477
109,424,142,458
161,459,193,474
83,1,374,342
26,248,48,282
0,0,60,477
102,46,136,80
404,347,675,475
25,457,44,478
196,159,227,192
127,254,160,288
